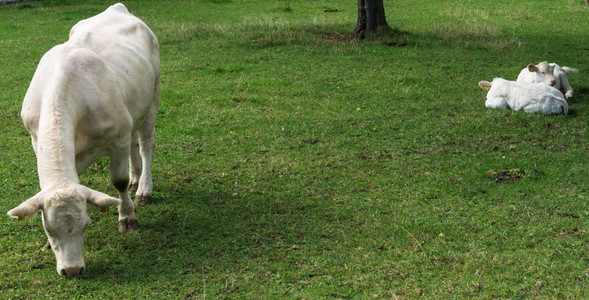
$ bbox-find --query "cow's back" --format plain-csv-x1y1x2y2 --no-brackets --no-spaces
69,3,158,63
68,3,160,118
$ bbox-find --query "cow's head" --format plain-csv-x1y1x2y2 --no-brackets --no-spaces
527,62,556,86
7,185,120,276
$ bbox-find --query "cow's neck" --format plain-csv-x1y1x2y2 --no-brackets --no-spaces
36,95,79,190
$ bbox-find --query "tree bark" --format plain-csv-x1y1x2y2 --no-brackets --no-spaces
354,0,390,39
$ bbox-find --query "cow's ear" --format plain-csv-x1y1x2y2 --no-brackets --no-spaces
7,194,44,221
478,81,492,91
85,188,121,212
527,64,537,72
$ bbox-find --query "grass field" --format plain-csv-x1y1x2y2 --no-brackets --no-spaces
1,0,588,298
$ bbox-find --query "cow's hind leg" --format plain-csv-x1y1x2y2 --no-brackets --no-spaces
134,106,157,206
133,79,159,206
486,97,510,110
110,145,138,233
128,132,141,194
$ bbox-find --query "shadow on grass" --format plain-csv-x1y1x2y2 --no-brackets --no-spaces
235,20,519,53
83,186,318,284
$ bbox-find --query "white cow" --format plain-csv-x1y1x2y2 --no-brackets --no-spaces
516,61,578,99
478,78,568,115
7,3,160,276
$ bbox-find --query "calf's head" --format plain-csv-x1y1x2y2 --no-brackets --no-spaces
7,185,120,276
526,62,556,86
478,81,492,91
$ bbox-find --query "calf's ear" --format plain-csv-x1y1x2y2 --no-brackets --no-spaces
527,64,537,72
85,188,121,212
7,194,44,221
478,81,492,91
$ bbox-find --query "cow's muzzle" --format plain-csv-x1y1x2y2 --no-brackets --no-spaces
59,265,85,276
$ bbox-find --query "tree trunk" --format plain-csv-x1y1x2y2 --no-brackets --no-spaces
354,0,390,39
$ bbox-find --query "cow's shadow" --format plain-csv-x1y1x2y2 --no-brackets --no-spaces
83,187,306,282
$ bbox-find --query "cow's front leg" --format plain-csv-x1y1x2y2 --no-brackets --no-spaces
559,76,574,99
110,147,138,233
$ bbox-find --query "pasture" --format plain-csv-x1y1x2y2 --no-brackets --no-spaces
0,0,588,298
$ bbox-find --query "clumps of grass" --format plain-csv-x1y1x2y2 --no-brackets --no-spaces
410,5,523,50
431,20,520,50
240,16,308,47
239,16,354,48
158,22,228,45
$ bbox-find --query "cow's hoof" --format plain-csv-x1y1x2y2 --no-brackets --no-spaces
41,239,51,251
134,194,152,206
128,182,139,194
118,218,139,233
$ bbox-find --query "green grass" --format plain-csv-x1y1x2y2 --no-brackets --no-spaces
1,0,588,298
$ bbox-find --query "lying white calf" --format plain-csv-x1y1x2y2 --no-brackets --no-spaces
478,78,568,115
516,61,578,99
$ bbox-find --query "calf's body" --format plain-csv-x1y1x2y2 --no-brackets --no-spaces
478,78,568,115
8,3,160,276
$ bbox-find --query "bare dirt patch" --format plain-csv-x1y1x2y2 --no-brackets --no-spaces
486,168,527,182
385,41,408,47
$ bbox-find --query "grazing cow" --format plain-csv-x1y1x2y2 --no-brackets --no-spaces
7,3,160,276
478,78,568,115
516,61,578,99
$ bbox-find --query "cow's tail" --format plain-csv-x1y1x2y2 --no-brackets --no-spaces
562,67,579,74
